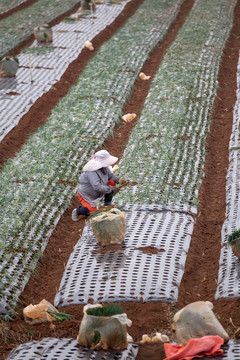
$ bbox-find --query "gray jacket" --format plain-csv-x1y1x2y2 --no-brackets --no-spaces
78,167,120,207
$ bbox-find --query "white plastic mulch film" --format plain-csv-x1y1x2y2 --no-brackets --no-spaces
201,340,240,359
0,0,131,142
54,208,194,307
0,0,186,317
6,338,139,360
215,51,240,299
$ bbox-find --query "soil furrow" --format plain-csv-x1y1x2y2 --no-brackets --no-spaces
0,1,196,359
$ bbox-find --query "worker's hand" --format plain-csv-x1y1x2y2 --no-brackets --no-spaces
110,185,120,193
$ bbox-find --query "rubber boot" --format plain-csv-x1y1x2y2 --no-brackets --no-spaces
77,206,90,216
104,191,114,206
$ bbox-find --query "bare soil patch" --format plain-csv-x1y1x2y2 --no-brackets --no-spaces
1,0,240,359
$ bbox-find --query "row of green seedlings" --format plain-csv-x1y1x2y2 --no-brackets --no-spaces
0,0,26,14
0,142,95,319
115,0,237,210
117,0,233,207
0,0,81,58
0,0,186,316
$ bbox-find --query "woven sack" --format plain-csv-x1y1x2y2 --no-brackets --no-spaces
0,57,19,77
90,208,125,245
172,301,229,345
33,24,53,42
77,304,131,350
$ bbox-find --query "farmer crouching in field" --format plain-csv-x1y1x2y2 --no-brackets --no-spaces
72,150,124,221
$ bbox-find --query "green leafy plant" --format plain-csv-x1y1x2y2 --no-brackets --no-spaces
230,146,240,151
47,310,72,322
93,330,101,344
228,229,240,244
90,207,123,218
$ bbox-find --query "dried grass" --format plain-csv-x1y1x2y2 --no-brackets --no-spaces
0,323,29,346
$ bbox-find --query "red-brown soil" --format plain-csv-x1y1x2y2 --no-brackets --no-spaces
1,0,240,359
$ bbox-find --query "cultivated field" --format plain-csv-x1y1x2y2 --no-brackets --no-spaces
0,0,240,359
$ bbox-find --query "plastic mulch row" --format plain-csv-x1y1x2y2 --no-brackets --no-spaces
54,208,194,308
6,338,139,360
6,338,240,359
201,340,240,359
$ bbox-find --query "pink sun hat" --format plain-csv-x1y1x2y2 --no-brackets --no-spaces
83,150,118,171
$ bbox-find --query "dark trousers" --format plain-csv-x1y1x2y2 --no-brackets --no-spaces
76,191,114,216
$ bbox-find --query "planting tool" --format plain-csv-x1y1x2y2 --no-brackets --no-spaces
28,53,33,82
118,181,137,189
56,31,59,56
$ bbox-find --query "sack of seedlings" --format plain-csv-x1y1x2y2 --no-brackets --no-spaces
228,229,240,258
90,208,126,246
77,304,132,350
172,301,229,345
